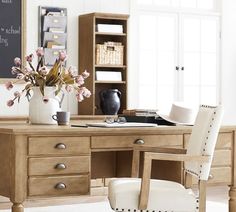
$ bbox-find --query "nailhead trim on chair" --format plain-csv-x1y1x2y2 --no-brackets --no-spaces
185,105,218,180
112,208,176,212
198,105,217,179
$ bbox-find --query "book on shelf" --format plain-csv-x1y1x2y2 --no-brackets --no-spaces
122,109,159,116
97,24,123,33
96,71,122,81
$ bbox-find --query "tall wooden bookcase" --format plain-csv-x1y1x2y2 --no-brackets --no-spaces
78,13,129,115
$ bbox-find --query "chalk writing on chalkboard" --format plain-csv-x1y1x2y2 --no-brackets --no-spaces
1,0,13,4
0,0,23,78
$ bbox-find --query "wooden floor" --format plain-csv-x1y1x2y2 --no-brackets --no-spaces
0,186,229,211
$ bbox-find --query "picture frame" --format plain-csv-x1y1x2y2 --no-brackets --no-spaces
0,0,26,82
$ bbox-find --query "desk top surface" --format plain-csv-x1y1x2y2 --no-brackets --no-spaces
0,122,234,135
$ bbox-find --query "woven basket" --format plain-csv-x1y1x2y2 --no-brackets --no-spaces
96,42,124,65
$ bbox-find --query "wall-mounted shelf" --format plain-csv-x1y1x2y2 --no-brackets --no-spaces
39,6,67,66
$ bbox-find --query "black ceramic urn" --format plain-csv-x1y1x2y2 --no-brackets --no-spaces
100,89,121,115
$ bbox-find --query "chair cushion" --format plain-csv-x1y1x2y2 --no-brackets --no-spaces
108,178,198,212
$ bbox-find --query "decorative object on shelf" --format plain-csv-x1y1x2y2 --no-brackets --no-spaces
100,89,121,115
96,41,124,65
96,24,123,33
5,48,91,124
96,71,122,81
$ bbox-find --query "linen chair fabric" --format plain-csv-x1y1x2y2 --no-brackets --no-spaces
108,105,224,212
185,105,223,180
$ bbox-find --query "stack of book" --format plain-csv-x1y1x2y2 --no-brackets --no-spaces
122,109,159,116
120,109,159,124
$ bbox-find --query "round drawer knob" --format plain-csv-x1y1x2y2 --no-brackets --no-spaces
55,163,66,169
55,143,66,149
55,183,66,190
134,139,145,145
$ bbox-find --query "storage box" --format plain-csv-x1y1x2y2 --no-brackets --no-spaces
97,24,123,33
96,71,122,81
96,42,124,65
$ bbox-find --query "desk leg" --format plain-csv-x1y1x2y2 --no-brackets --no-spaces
12,203,24,212
229,187,236,212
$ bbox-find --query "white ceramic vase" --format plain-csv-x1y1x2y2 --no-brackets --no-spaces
29,87,62,125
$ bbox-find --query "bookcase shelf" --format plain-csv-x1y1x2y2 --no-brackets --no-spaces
78,13,129,115
95,64,127,68
95,32,127,36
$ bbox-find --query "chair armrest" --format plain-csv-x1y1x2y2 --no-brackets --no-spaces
138,152,210,210
131,147,187,178
145,152,210,163
134,146,187,154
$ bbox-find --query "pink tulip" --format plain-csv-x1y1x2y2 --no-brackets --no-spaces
59,50,67,62
82,70,90,79
82,87,91,98
5,81,13,90
14,91,21,98
24,67,32,74
14,57,21,67
6,100,14,107
11,66,20,75
26,54,34,63
65,85,73,92
75,75,84,86
76,93,84,102
36,47,44,57
39,66,49,75
16,73,24,79
68,66,77,77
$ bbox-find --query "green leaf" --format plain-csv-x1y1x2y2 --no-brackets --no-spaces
46,60,61,85
55,83,63,96
25,90,31,102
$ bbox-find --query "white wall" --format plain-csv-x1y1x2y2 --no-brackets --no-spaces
2,0,236,125
221,0,236,124
0,0,130,116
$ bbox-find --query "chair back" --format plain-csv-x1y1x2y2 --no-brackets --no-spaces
185,105,224,180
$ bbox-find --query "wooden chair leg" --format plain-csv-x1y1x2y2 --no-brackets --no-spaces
198,180,207,212
139,153,152,210
131,149,140,178
185,172,193,189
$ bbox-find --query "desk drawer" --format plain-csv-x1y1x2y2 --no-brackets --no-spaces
212,150,231,166
28,137,90,155
28,175,89,196
28,156,90,176
184,132,232,149
192,167,232,185
91,135,182,149
216,132,233,149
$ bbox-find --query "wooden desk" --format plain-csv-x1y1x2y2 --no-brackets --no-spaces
0,124,235,212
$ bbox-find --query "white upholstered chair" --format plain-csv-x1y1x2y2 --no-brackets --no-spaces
108,105,224,212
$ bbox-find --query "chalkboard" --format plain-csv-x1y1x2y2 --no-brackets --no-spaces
0,0,24,78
